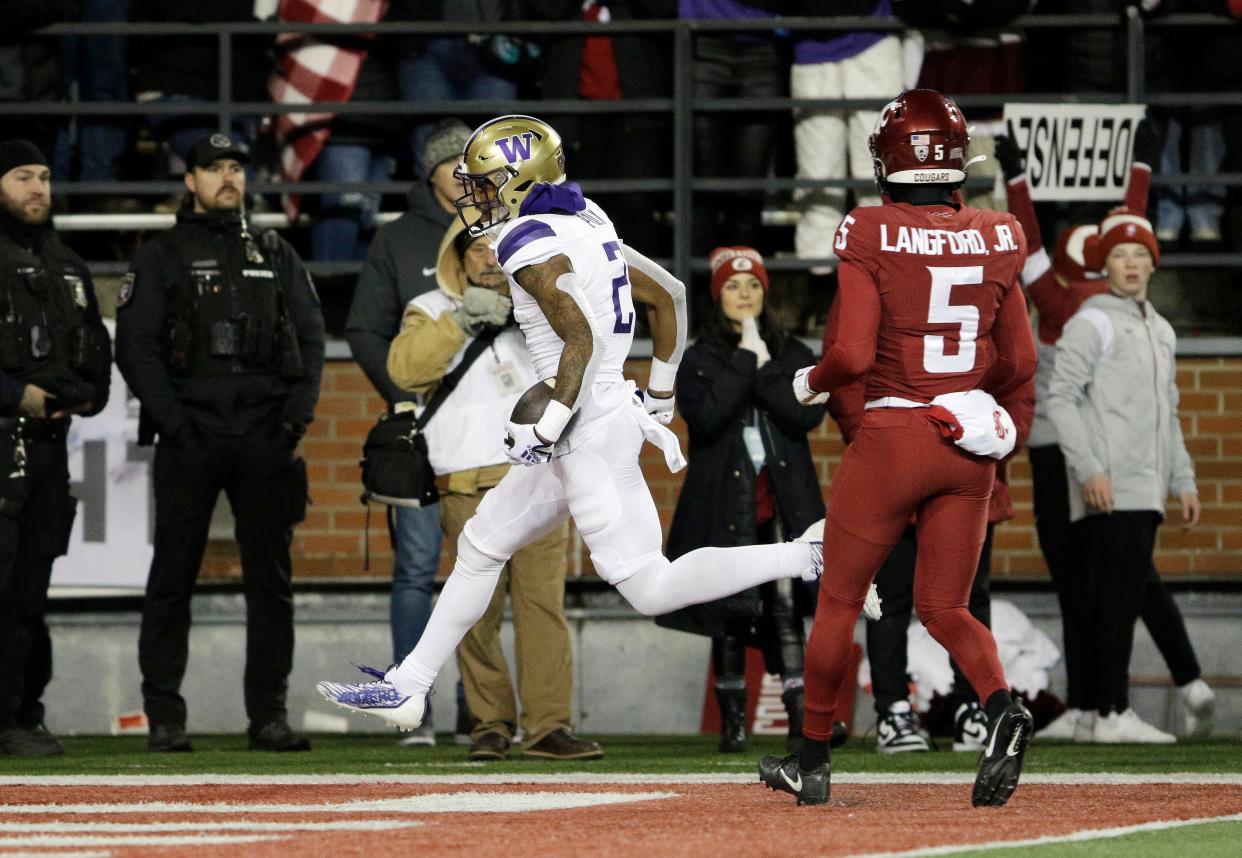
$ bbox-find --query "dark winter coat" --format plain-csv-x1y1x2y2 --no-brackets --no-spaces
657,333,826,638
344,182,455,407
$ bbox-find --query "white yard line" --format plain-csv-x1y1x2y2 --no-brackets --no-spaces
0,835,278,848
0,791,677,816
0,821,419,833
1,773,1241,786
0,851,111,858
853,811,1242,857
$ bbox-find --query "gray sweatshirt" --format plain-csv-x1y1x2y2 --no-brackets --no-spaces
1047,291,1197,522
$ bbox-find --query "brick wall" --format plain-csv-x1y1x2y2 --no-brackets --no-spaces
200,357,1242,582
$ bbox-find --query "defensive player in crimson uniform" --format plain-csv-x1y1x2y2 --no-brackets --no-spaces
758,90,1038,807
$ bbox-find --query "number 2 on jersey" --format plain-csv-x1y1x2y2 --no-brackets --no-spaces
602,240,634,334
923,266,982,373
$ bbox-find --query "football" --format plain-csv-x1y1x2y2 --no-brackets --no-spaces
510,378,580,436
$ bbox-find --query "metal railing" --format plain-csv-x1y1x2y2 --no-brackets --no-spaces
30,12,1242,293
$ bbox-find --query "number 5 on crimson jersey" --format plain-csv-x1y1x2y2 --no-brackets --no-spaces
830,201,1027,404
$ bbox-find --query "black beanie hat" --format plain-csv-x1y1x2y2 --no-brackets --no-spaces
0,140,48,178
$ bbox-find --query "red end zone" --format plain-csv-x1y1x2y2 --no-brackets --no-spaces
2,779,1241,857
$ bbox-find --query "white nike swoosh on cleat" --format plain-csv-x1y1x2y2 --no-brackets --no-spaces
1006,727,1024,757
780,769,803,792
422,266,437,277
985,721,1000,757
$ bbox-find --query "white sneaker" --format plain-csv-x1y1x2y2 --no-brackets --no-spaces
876,701,931,753
1094,709,1176,744
796,520,825,582
1180,679,1216,737
1074,710,1097,743
794,519,881,619
316,665,427,731
1034,707,1085,741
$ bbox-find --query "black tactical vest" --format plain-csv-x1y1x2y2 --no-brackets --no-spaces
160,223,301,379
0,231,109,388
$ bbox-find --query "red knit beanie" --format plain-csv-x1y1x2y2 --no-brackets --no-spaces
709,246,768,303
1052,224,1097,282
1083,209,1159,272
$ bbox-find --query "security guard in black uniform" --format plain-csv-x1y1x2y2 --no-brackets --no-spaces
116,134,325,753
0,139,111,757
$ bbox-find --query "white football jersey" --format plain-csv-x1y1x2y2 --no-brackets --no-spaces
492,198,636,429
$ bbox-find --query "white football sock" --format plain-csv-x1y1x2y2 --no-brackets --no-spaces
616,542,808,616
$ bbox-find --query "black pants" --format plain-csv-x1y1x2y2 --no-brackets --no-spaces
692,36,784,254
140,434,297,729
0,433,77,730
1029,445,1200,711
712,579,806,682
868,524,994,715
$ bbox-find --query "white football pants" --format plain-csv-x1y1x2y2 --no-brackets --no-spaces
388,403,812,696
792,35,904,266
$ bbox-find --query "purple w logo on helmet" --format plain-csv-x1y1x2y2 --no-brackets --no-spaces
496,132,535,164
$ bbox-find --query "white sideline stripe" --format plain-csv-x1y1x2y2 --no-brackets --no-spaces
852,811,1242,858
0,852,111,858
0,835,278,847
0,821,419,833
1,773,1241,786
0,791,676,816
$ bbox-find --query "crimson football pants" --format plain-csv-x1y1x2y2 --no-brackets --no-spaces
803,409,1009,741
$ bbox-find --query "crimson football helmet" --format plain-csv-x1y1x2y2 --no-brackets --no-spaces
869,89,978,188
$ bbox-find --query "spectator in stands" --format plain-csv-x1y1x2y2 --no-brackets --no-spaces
54,0,134,206
0,138,112,758
132,1,269,174
344,118,472,747
1046,210,1201,744
790,2,903,274
0,1,78,161
290,13,405,262
1151,2,1242,248
386,219,601,763
680,1,786,254
399,2,531,167
995,131,1216,742
517,0,675,256
657,247,825,754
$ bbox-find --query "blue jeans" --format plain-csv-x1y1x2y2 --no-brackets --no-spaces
310,143,395,260
388,503,442,665
1156,111,1226,237
399,38,517,176
56,0,132,181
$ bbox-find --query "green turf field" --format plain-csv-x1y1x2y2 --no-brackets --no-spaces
0,733,1238,776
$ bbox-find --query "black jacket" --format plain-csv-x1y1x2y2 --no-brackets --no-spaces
657,334,826,637
0,221,111,419
344,182,454,407
116,209,325,440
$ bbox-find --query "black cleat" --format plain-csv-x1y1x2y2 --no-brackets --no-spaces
972,702,1034,807
758,751,830,806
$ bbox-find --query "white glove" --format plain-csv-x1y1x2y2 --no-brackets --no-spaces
452,286,512,334
863,583,882,621
639,389,675,425
739,315,770,367
792,366,829,406
503,420,553,466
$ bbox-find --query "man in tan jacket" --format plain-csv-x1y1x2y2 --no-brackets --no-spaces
387,220,602,762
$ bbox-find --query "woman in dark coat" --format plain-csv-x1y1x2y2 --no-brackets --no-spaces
658,247,826,753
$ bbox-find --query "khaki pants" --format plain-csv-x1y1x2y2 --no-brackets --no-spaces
440,489,572,748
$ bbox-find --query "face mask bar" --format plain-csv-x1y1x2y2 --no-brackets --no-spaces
454,166,511,234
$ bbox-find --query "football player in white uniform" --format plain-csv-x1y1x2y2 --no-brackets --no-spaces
317,115,877,730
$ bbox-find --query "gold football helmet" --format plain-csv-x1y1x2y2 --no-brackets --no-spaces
454,115,566,235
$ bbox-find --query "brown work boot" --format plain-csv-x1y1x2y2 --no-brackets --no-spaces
521,728,603,761
468,731,511,761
